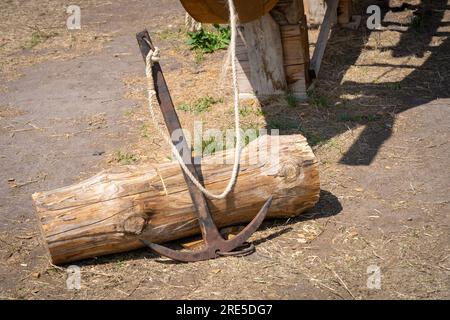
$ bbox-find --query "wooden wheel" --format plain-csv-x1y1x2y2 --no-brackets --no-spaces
180,0,279,23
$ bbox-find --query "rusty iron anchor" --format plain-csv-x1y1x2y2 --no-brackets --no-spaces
136,30,272,262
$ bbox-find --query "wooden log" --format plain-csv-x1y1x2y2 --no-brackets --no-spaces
32,134,320,264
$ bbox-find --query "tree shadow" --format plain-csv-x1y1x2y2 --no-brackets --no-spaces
338,0,449,165
137,189,341,265
252,189,342,245
260,0,449,166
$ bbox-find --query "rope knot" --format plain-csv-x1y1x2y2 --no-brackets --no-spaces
144,0,241,200
146,47,161,67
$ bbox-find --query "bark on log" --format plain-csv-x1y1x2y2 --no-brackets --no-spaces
32,134,320,264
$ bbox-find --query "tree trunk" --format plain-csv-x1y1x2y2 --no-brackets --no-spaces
32,134,320,264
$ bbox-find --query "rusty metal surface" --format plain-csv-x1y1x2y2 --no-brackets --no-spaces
136,30,272,262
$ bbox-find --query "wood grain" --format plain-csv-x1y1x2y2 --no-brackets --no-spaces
33,134,320,264
236,0,310,100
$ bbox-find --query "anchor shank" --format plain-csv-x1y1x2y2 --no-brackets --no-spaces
136,30,222,244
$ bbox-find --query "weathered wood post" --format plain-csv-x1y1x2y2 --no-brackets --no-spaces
182,0,352,100
236,0,311,101
304,0,352,25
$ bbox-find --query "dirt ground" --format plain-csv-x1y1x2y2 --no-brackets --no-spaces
0,0,449,299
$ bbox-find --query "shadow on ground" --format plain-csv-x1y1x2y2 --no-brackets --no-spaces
259,0,449,165
72,189,341,266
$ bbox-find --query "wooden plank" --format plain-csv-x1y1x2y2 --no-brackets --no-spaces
236,0,310,100
274,0,310,94
280,25,305,65
309,0,339,78
280,24,309,97
236,14,287,98
338,0,352,25
235,31,254,96
304,0,352,26
304,0,327,26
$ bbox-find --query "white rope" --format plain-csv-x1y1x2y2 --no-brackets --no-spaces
145,0,241,200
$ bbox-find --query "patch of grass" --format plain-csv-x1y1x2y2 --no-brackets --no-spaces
284,93,298,108
200,136,223,156
123,109,135,117
241,126,262,146
178,96,223,114
114,151,139,165
338,113,362,122
409,229,420,239
25,30,58,49
326,138,341,150
140,124,151,138
299,130,327,146
266,118,298,131
365,114,379,122
198,126,263,156
239,106,253,117
186,24,230,54
193,96,223,112
254,108,265,116
385,82,401,90
227,105,262,117
178,103,192,112
194,50,204,64
307,89,330,108
155,29,185,41
411,15,424,32
307,134,326,146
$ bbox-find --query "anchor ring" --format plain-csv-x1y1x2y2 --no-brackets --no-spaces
216,242,256,257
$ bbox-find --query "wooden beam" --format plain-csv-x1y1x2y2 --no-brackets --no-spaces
338,0,352,25
309,0,339,78
236,14,287,100
236,0,311,100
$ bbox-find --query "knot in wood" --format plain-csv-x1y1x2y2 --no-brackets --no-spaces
279,160,303,182
123,215,147,235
